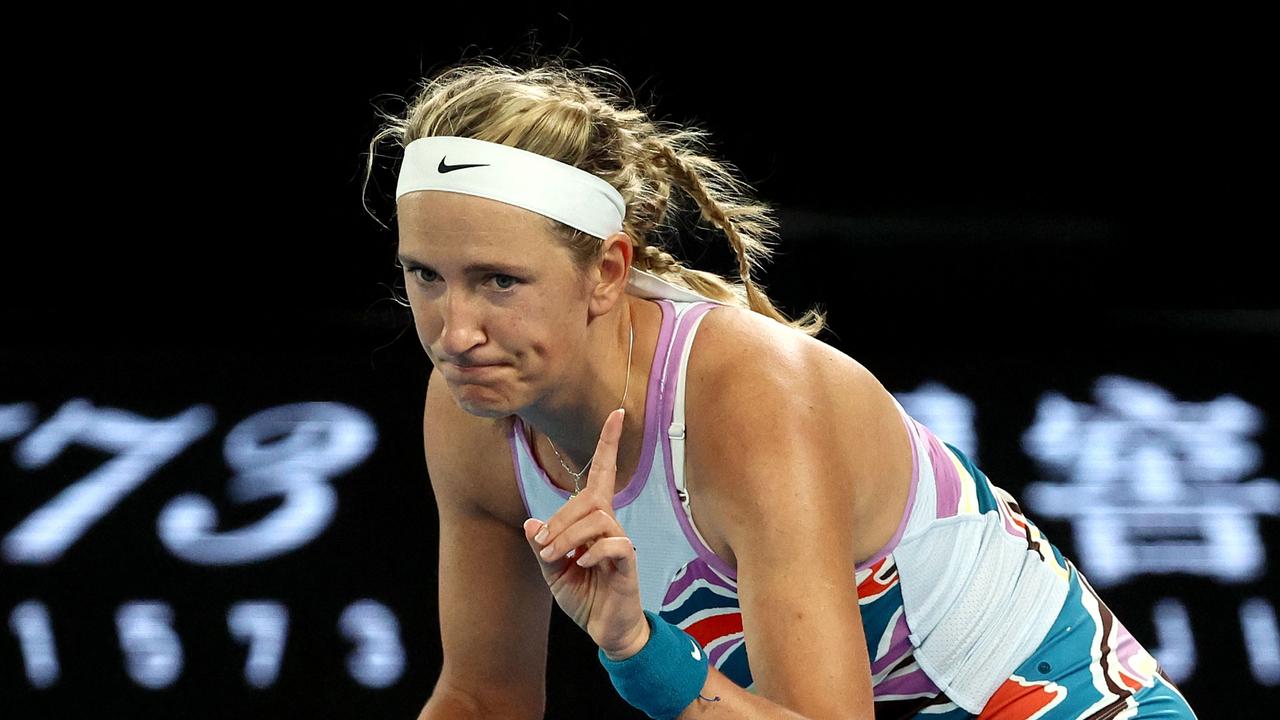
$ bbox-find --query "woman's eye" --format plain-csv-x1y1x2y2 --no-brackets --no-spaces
490,274,520,291
403,266,518,291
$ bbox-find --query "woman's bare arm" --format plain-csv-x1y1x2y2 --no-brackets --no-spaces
417,366,553,720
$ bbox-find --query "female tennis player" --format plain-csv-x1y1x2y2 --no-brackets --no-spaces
366,58,1199,719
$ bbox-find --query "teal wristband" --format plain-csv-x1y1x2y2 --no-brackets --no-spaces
598,610,710,720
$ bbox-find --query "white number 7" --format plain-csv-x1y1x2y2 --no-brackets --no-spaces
3,399,214,564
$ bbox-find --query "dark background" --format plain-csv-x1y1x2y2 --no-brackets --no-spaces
2,7,1274,719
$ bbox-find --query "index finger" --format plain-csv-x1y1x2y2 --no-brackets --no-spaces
584,408,625,500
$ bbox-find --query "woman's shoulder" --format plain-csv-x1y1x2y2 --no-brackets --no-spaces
684,303,891,475
686,305,914,565
692,302,877,404
688,303,904,474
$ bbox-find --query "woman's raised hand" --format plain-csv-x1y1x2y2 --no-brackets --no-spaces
522,408,650,659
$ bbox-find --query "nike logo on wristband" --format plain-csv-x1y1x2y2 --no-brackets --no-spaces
690,639,702,661
437,157,490,173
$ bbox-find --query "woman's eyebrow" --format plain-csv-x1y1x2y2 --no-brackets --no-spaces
395,255,525,275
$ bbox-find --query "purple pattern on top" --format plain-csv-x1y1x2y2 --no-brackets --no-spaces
662,550,738,603
921,420,962,519
870,611,913,674
708,634,746,668
877,662,942,697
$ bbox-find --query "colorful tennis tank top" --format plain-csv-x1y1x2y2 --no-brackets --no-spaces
509,296,1076,714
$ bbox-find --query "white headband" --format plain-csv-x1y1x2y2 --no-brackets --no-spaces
396,136,626,240
396,135,720,304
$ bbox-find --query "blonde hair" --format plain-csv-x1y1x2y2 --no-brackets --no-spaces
363,55,826,337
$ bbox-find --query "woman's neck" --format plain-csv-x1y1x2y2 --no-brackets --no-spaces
521,297,658,493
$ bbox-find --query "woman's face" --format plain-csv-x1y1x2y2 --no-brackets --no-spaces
397,190,592,418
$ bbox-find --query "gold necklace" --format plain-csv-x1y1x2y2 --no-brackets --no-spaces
545,306,634,497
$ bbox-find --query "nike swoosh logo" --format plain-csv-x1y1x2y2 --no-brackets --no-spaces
438,157,490,173
690,639,702,661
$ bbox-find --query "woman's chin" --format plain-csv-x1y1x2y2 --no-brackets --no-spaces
453,392,513,420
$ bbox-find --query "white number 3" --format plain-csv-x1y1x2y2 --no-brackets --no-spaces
158,402,376,565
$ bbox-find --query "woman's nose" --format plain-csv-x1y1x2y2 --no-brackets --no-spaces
437,290,487,357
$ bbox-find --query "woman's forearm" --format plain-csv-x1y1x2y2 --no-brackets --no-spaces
674,664,869,720
416,684,542,720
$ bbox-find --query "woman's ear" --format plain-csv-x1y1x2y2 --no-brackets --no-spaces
587,232,634,318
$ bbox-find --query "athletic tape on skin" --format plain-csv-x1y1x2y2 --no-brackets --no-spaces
396,135,720,305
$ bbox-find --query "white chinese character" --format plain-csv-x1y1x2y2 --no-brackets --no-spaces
1022,375,1280,586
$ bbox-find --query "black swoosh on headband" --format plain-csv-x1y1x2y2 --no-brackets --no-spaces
438,157,491,173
